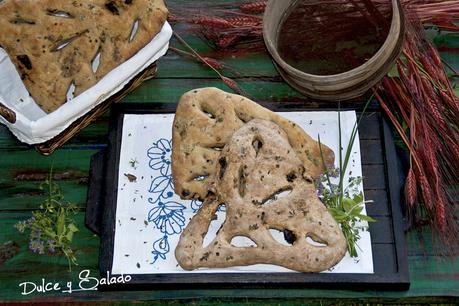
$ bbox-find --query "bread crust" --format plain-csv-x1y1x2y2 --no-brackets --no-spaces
175,119,347,272
0,0,168,112
172,87,335,201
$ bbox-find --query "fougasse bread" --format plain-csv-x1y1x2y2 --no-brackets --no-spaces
175,119,347,272
0,0,168,112
171,87,335,201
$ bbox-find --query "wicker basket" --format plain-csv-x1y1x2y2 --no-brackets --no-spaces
0,63,157,155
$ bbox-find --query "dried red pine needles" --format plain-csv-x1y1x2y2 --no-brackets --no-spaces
375,16,459,247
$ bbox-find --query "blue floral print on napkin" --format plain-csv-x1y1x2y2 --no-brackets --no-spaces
147,138,185,263
147,138,205,264
146,138,228,263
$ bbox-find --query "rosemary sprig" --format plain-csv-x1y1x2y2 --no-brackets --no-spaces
15,171,79,271
317,99,375,257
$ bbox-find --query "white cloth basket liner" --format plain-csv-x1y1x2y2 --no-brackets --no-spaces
0,22,172,145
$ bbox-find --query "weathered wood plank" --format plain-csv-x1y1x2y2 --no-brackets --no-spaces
0,211,457,301
0,1,458,301
0,150,96,210
365,190,389,217
362,165,386,190
360,139,384,165
0,180,89,211
120,78,306,103
157,50,278,79
369,217,394,244
359,113,381,140
0,118,109,152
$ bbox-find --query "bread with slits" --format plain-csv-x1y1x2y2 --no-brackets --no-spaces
171,87,335,201
175,119,346,272
0,0,168,112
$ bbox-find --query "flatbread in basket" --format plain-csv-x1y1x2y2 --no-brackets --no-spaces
0,0,168,113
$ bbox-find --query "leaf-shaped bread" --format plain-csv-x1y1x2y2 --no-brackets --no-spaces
175,119,347,272
172,87,335,200
0,0,168,112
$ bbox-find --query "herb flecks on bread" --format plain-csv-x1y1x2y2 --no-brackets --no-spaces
171,87,335,201
175,119,346,272
0,0,168,112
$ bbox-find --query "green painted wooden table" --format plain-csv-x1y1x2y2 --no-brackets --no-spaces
1,1,458,303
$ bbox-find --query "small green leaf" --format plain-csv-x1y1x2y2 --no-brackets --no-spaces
66,229,74,242
387,64,399,78
44,229,57,239
351,205,363,217
342,198,354,212
328,208,344,216
359,214,377,222
56,209,65,236
353,192,364,205
328,209,347,222
67,223,78,233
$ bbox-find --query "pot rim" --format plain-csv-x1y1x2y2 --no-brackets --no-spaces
263,0,404,83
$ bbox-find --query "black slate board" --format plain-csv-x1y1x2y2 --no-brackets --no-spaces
85,102,410,290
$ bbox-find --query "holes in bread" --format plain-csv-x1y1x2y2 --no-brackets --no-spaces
260,188,292,205
16,55,32,70
10,18,36,25
91,48,101,73
238,166,246,198
192,174,209,182
129,19,140,42
252,137,263,157
66,82,76,101
50,30,88,52
283,229,297,244
305,234,328,247
105,1,120,15
200,106,216,120
286,172,297,182
269,228,294,246
202,204,226,248
210,145,224,151
53,40,71,51
218,157,227,179
201,143,225,151
230,236,257,248
47,9,73,18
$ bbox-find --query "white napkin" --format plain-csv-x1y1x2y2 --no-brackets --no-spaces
111,112,374,275
0,22,172,144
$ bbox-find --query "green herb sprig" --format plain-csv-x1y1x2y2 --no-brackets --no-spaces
15,171,79,270
317,100,376,257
